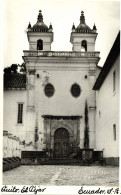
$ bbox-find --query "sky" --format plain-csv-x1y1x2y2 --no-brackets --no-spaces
3,0,120,68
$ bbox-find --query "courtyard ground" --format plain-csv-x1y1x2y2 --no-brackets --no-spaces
3,165,119,186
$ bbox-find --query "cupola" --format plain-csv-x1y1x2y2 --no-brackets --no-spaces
32,10,49,32
27,10,53,51
76,11,91,32
70,11,97,52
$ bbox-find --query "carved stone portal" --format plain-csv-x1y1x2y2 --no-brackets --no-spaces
42,115,81,159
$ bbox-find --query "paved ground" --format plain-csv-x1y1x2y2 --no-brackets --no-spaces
3,165,119,186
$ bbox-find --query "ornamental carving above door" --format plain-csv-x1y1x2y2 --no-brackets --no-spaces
54,128,69,159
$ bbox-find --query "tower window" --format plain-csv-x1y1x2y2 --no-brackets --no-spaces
17,103,23,124
113,71,116,92
81,40,87,52
37,39,43,50
71,83,81,98
44,83,55,97
113,124,116,141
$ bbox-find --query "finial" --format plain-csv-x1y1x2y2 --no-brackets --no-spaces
72,23,76,32
28,22,31,28
72,23,75,30
80,11,85,24
49,23,53,32
93,23,97,30
49,23,53,29
37,10,43,23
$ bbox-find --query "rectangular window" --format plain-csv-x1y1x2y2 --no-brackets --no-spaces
17,104,23,124
113,71,116,92
113,124,116,141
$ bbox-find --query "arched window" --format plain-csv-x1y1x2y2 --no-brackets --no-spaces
37,39,43,50
81,40,87,52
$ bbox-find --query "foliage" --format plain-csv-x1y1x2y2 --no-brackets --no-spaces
4,63,26,74
19,63,26,73
35,126,39,143
84,100,89,148
4,64,18,74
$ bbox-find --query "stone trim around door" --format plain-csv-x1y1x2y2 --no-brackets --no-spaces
42,115,81,159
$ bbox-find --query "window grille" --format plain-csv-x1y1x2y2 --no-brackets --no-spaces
17,104,23,124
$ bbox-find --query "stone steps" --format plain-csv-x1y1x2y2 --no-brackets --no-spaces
3,157,21,172
21,158,99,165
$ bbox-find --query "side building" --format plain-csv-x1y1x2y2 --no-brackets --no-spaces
93,32,120,165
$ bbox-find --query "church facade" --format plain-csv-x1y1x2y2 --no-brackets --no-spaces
3,11,119,164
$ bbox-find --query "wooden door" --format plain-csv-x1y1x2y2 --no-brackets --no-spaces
54,128,69,159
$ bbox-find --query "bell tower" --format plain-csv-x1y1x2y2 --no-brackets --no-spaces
70,11,97,52
27,10,53,51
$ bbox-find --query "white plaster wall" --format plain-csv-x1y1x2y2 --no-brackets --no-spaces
7,138,13,157
4,90,27,142
71,34,97,52
28,33,53,51
95,55,119,157
27,67,97,148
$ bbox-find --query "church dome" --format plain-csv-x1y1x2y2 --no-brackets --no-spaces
76,11,91,31
76,23,90,30
74,11,95,33
32,10,49,32
33,23,48,30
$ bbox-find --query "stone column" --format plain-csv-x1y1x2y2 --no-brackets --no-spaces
89,107,96,148
46,119,51,151
27,69,36,108
88,64,96,149
43,118,47,149
26,69,36,146
3,130,8,158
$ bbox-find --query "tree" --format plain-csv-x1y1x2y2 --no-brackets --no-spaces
4,63,26,74
34,112,39,150
84,100,89,148
19,63,26,74
4,64,18,74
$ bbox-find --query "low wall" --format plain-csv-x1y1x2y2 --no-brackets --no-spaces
3,130,25,171
104,157,119,166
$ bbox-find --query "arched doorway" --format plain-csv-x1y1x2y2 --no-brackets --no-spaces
54,128,69,159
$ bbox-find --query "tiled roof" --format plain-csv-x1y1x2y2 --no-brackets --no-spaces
93,31,120,90
4,74,26,89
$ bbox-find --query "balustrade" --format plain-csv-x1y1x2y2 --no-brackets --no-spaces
23,50,100,58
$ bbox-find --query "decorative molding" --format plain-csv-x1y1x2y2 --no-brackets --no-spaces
27,106,35,112
42,115,81,120
51,123,73,137
28,69,36,75
89,70,96,76
89,106,96,110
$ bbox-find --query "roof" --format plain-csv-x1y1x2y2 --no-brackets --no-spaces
93,31,120,90
30,10,49,32
4,74,26,89
73,11,96,34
